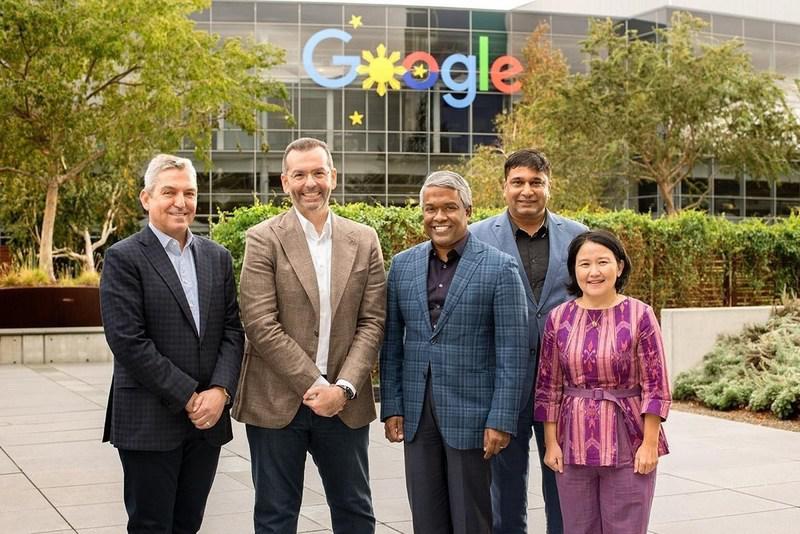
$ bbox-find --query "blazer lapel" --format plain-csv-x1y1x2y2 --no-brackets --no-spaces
433,237,484,336
538,212,565,309
139,227,197,337
414,244,430,324
330,215,358,318
274,210,320,317
192,238,212,340
493,211,535,306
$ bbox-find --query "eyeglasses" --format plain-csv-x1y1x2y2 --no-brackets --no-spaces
287,169,330,182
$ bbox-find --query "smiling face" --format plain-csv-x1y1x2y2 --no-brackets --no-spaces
140,167,197,246
422,186,471,257
574,240,624,303
281,146,337,220
503,166,550,226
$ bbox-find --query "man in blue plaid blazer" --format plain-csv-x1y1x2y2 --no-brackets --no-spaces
381,171,529,534
100,154,244,534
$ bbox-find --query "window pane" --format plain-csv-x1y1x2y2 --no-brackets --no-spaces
550,14,589,36
712,15,742,37
257,2,298,23
714,197,742,216
745,198,773,217
431,9,469,29
744,19,773,40
430,30,471,64
388,7,428,28
300,3,341,25
472,11,508,32
715,177,741,196
344,6,386,27
746,179,772,197
472,93,505,133
512,13,549,33
212,2,254,23
776,23,800,44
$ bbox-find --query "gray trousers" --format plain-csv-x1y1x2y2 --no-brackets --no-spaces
404,378,492,534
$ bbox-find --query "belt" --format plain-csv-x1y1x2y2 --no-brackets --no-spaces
563,385,641,412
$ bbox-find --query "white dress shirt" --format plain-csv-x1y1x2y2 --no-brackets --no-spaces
149,223,200,335
294,209,357,396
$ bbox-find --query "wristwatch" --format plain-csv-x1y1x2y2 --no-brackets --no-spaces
336,384,356,400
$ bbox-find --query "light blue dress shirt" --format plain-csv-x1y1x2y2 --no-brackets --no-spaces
148,223,200,335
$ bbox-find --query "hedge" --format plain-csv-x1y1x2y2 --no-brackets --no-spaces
211,203,800,315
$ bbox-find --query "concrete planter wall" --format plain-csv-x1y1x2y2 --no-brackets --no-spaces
660,305,775,383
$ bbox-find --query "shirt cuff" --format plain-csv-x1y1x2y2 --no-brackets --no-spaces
314,375,330,387
336,379,357,398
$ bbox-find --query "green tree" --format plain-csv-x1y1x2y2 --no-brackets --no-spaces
0,0,289,279
532,13,800,215
452,24,612,210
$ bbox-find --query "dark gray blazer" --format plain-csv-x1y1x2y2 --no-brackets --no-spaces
100,226,244,451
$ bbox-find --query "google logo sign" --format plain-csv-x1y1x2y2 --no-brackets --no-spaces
303,29,523,109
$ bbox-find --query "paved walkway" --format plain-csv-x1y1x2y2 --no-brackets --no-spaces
0,363,798,533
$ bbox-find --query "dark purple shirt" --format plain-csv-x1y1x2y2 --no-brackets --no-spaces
427,232,470,329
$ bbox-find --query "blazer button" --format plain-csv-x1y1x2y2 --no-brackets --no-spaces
537,312,542,318
313,330,319,337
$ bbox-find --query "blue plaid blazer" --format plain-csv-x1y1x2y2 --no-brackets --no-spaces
380,234,529,450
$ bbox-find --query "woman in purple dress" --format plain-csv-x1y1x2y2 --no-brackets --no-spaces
533,230,671,534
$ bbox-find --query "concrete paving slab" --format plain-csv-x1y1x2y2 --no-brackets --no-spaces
0,473,52,513
650,489,787,523
1,363,799,534
58,501,127,530
650,507,800,534
737,480,800,507
0,507,70,534
41,482,122,507
0,449,19,474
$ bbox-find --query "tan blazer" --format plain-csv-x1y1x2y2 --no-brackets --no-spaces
232,210,386,429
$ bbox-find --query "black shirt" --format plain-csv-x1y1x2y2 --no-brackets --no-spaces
427,233,469,329
509,212,549,302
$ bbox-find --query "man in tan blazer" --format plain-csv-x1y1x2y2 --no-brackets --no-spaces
232,137,386,534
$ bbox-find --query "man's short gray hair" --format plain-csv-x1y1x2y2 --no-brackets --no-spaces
419,170,472,210
143,154,197,192
282,137,334,174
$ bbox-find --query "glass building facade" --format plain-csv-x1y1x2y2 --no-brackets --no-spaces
181,1,800,231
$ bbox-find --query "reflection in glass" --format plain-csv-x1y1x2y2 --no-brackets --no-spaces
212,2,255,23
745,198,773,217
431,9,469,29
714,197,742,216
257,2,298,23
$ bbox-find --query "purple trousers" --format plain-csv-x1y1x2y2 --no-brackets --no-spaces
555,417,656,534
556,464,656,534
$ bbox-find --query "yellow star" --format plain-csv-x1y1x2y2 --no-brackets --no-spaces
411,63,428,78
349,15,363,29
349,110,364,126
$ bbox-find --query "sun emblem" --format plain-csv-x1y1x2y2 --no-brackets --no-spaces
356,44,406,97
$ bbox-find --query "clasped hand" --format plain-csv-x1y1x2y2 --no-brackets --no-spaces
303,384,347,417
185,387,227,429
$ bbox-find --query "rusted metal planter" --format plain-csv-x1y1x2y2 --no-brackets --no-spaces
0,286,101,328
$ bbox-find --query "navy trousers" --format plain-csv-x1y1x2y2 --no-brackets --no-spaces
246,405,374,534
491,389,564,534
118,433,220,534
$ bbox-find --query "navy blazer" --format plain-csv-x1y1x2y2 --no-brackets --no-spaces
100,226,244,451
470,210,587,403
380,235,529,450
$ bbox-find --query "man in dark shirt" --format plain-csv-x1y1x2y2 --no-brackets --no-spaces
470,149,587,534
381,171,529,534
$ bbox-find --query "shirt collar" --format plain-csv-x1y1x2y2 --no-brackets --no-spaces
430,231,470,261
507,210,549,238
294,208,332,241
149,223,194,253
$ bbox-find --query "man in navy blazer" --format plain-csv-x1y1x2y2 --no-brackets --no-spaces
100,154,244,534
470,149,587,534
381,171,529,534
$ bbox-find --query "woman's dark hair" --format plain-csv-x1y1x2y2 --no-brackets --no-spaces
565,230,632,296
